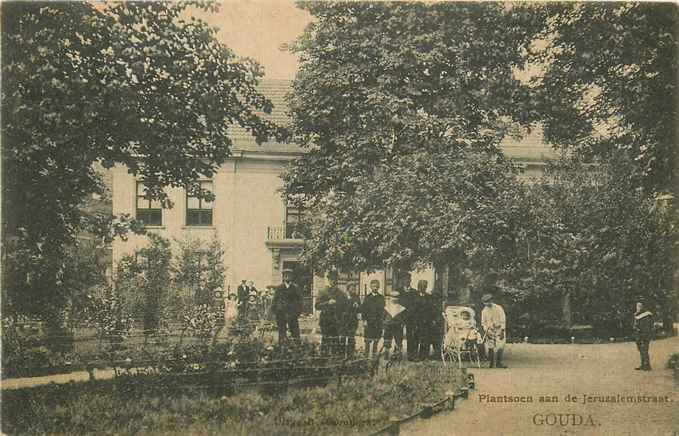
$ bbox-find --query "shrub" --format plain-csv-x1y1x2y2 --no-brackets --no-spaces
84,286,134,347
667,353,679,370
174,237,225,309
181,304,221,344
115,234,173,334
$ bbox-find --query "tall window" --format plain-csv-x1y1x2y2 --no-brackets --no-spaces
186,181,213,226
136,182,162,226
285,196,304,239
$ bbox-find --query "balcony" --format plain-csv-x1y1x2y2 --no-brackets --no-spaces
265,224,305,248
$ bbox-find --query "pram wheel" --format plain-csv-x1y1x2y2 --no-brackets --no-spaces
470,342,481,368
384,351,403,373
441,347,460,369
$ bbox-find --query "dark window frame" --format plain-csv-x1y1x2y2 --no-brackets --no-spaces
284,196,305,239
186,180,213,226
136,182,162,226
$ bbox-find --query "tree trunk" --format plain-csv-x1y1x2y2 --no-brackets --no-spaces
561,291,572,327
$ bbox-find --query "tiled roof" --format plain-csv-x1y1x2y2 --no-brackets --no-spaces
231,79,557,160
229,79,302,153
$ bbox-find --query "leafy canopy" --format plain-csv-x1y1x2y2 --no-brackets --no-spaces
2,1,283,315
284,2,537,271
527,2,678,193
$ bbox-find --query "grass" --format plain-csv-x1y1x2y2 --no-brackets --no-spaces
1,361,463,436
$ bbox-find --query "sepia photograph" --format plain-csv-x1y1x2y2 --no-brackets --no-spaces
1,1,678,435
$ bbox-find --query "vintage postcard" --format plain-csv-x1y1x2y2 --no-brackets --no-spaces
2,1,678,435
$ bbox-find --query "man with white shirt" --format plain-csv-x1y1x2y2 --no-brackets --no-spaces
481,293,507,368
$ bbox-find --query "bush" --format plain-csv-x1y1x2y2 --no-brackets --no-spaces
667,353,679,370
181,304,221,344
84,286,134,347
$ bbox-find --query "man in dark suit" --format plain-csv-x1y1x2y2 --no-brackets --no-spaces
316,271,346,355
272,269,303,343
362,280,385,358
633,299,654,371
400,273,423,361
419,284,444,360
237,279,250,318
342,283,362,358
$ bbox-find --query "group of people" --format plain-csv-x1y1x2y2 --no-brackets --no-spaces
315,275,362,357
271,268,510,367
316,271,447,361
269,268,658,372
236,279,258,318
361,275,445,361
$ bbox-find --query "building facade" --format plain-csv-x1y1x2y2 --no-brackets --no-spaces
111,80,556,314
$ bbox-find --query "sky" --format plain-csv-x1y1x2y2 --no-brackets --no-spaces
191,1,313,80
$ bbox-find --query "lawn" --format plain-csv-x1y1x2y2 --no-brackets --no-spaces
1,361,463,436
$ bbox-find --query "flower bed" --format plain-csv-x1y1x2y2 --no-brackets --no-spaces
1,361,463,436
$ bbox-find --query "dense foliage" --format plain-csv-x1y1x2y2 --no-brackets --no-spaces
2,361,461,436
285,2,537,272
1,1,283,322
495,157,678,336
116,234,174,333
527,2,678,193
2,234,229,374
284,2,677,331
174,237,226,306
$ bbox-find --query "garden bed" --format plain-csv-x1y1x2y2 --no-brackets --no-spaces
1,361,463,436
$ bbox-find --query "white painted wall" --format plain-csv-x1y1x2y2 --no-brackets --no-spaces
111,155,292,294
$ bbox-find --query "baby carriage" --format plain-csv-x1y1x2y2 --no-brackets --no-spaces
442,306,483,368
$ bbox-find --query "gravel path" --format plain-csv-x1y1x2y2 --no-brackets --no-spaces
404,336,679,436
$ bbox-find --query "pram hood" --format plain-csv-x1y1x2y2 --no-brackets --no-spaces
443,305,482,347
444,306,477,329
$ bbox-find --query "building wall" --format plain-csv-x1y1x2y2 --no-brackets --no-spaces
111,155,293,294
112,151,554,306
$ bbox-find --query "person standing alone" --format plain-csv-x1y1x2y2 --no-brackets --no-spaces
481,293,507,368
633,299,654,371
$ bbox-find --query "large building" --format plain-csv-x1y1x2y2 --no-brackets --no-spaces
111,80,556,314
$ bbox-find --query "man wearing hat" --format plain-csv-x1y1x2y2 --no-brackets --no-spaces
237,279,250,318
316,271,347,355
383,282,407,360
481,293,507,368
633,299,654,371
272,268,303,343
341,283,362,358
361,279,385,358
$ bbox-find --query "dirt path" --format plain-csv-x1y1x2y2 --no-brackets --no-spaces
404,336,679,436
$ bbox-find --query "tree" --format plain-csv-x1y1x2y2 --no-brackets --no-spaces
2,2,285,319
515,2,678,334
494,156,678,337
526,2,678,194
301,147,521,273
174,236,226,307
116,234,173,334
284,2,537,273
